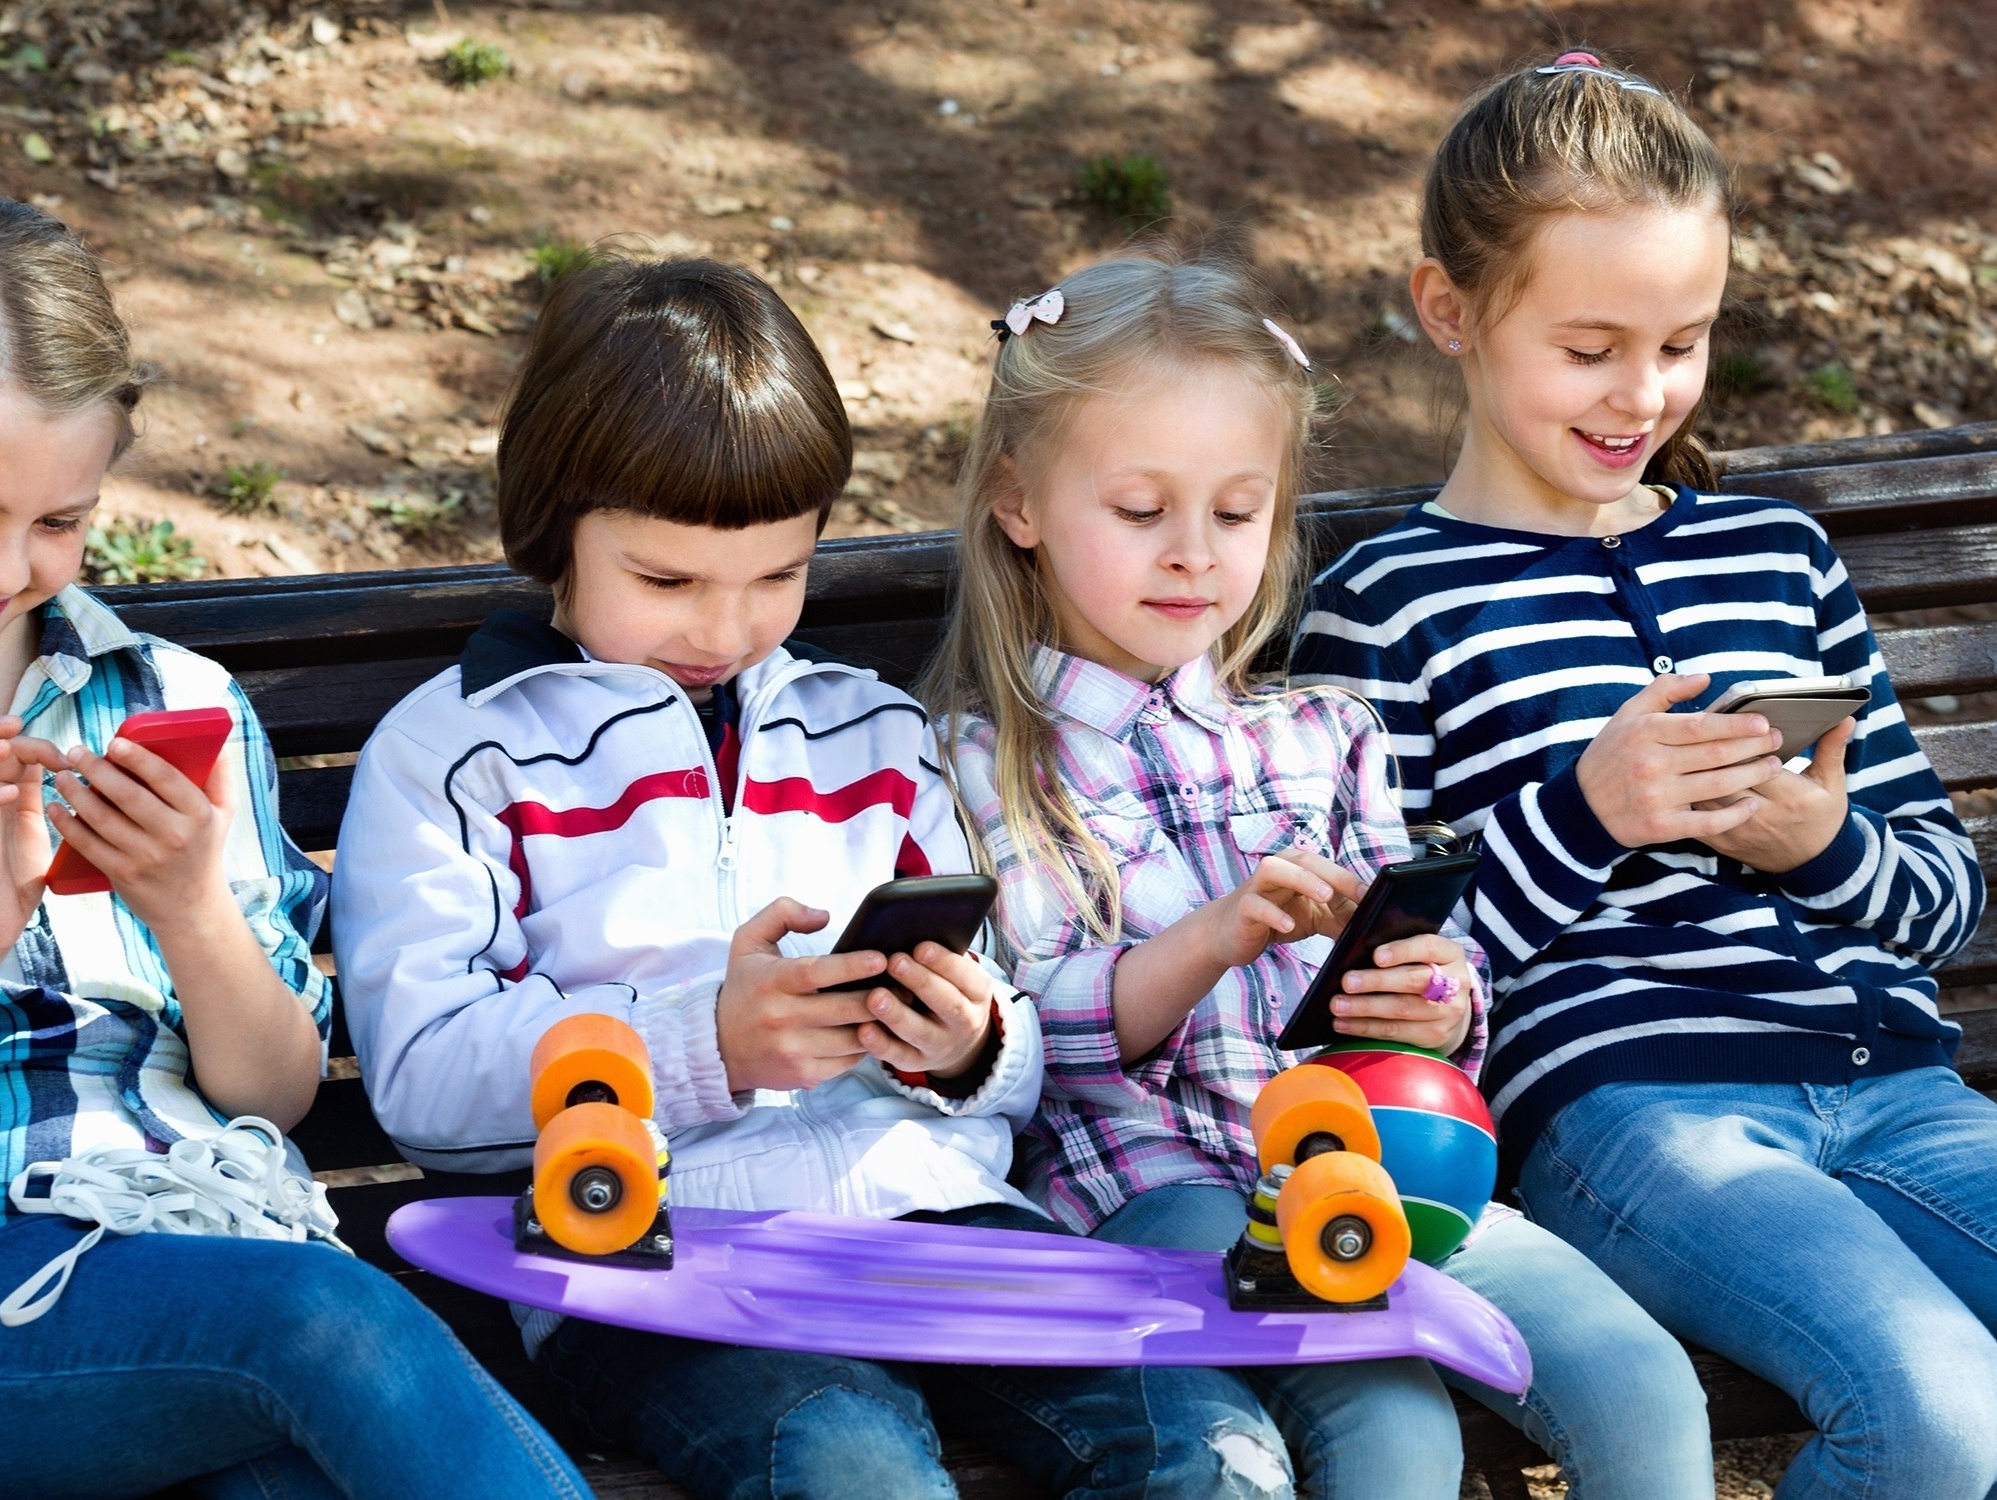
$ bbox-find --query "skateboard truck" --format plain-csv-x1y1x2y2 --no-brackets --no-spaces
514,1186,674,1269
1225,1165,1389,1313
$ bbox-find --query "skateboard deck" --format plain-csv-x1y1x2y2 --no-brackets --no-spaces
387,1197,1531,1392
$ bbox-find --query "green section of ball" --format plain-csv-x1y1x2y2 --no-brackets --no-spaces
1402,1197,1475,1265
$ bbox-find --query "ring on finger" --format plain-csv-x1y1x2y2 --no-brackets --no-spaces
1422,963,1462,1004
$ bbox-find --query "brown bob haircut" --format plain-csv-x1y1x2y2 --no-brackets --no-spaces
498,255,852,585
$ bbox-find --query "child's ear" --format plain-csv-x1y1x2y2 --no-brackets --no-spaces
1409,258,1469,356
988,457,1040,550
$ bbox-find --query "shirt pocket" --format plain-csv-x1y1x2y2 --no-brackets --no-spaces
1227,808,1331,869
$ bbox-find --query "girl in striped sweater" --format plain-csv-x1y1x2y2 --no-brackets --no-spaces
1292,51,1997,1500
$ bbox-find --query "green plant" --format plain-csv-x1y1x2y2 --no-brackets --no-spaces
162,48,203,66
443,39,510,87
1075,154,1172,223
371,489,464,538
85,518,207,584
528,236,594,287
6,44,48,74
1710,351,1772,401
217,460,282,513
1805,363,1860,415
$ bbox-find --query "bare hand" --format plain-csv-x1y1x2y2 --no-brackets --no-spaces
856,942,997,1081
715,897,890,1093
0,719,52,951
1576,674,1784,849
35,735,233,932
1332,931,1475,1053
1199,851,1366,971
1697,718,1854,873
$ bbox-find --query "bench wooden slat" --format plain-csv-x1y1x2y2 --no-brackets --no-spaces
1713,420,1997,476
1876,620,1997,700
279,763,355,852
1715,451,1997,533
1910,721,1997,791
242,656,458,758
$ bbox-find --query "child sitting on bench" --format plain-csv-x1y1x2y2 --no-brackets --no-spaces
334,255,1297,1500
0,198,588,1500
1292,52,1997,1499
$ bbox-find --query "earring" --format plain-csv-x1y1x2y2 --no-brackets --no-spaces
1446,339,1462,353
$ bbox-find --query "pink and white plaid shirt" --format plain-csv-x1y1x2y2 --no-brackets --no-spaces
953,645,1488,1232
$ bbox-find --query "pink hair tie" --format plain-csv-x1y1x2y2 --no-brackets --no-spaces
1552,49,1604,68
1422,964,1462,1005
1535,52,1664,96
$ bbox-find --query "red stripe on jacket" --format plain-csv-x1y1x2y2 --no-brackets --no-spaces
740,768,917,823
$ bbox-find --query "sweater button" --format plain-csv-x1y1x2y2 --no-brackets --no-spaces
1601,534,1622,549
1852,1046,1871,1066
1652,655,1674,674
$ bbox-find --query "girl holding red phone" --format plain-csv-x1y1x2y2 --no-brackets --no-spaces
0,200,587,1500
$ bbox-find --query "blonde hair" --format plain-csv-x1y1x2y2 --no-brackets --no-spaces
0,199,151,455
1424,52,1734,488
921,253,1317,942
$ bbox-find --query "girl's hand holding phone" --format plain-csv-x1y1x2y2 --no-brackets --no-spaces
1576,673,1785,848
1200,850,1366,970
1695,717,1855,874
30,734,233,932
0,717,52,952
855,942,997,1081
1331,932,1476,1054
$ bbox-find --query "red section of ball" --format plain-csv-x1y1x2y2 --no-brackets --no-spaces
1308,1046,1495,1144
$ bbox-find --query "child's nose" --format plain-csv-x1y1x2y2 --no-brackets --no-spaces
0,532,34,598
1611,360,1669,419
1159,513,1216,571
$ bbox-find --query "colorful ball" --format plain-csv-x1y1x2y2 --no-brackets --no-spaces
1308,1042,1496,1264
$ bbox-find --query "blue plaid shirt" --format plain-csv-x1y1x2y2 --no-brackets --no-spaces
0,587,328,1211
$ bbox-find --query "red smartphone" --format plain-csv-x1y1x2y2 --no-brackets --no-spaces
44,706,234,897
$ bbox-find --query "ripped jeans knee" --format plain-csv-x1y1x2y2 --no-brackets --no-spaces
1205,1421,1295,1498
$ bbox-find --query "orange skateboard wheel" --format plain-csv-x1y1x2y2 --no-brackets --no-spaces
1274,1151,1411,1304
1250,1063,1380,1173
533,1101,660,1257
529,1013,654,1131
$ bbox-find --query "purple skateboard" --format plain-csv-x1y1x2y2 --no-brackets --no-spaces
387,1197,1531,1392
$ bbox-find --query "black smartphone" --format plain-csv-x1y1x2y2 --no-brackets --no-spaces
819,874,1000,992
1275,849,1481,1051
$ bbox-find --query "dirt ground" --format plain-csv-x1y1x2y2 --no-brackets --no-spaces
0,0,1990,578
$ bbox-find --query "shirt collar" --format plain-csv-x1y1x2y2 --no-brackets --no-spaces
35,586,140,696
1028,643,1231,741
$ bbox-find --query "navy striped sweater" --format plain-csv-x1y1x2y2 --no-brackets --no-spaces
1289,486,1983,1169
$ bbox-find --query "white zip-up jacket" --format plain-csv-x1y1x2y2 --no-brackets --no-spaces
332,611,1043,1220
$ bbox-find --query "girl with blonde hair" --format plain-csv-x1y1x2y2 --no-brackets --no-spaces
929,251,1711,1496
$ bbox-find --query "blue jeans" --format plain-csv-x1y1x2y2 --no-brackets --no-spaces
1520,1066,1997,1500
536,1201,1296,1499
1097,1183,1711,1500
0,1216,588,1500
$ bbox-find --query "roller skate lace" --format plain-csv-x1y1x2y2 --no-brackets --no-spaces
0,1116,347,1327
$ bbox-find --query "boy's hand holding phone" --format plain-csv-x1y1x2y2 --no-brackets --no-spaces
716,898,888,1093
1329,932,1476,1055
854,943,997,1082
1577,674,1784,847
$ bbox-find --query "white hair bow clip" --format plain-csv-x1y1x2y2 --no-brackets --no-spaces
1262,318,1311,371
1534,50,1664,97
992,288,1065,341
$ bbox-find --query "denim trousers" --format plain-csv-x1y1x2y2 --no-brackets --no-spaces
1097,1182,1712,1500
1519,1065,1997,1500
536,1200,1298,1500
0,1215,589,1500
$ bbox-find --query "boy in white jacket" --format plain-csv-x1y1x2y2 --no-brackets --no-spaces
333,258,1294,1500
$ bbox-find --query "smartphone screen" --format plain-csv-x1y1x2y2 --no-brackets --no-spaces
45,707,234,897
820,874,998,993
1275,850,1479,1052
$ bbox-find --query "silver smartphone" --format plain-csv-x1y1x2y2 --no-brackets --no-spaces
1710,674,1870,753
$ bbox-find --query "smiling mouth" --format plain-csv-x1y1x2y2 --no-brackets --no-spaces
664,662,732,685
1575,430,1650,464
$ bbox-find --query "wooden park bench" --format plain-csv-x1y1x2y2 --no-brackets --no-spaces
138,421,1997,1500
